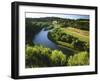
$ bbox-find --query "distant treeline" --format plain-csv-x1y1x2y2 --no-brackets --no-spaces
26,17,89,30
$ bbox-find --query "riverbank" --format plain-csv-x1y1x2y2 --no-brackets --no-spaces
48,32,79,53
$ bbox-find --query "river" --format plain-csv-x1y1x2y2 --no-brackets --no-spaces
33,28,74,55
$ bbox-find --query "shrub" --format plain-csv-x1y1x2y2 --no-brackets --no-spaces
67,51,89,66
50,50,67,66
73,40,86,51
25,45,52,68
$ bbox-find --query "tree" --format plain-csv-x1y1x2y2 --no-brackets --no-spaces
50,50,67,66
67,51,89,66
25,45,51,67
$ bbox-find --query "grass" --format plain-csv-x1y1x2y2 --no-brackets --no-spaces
57,41,73,49
62,27,89,43
57,41,79,53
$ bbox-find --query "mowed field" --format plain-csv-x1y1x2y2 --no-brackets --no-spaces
62,27,89,43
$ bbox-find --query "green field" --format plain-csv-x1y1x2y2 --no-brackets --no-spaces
62,27,89,43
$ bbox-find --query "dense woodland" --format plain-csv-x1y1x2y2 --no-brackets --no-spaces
25,17,89,68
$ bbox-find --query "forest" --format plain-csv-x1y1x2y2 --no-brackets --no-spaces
25,16,89,68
